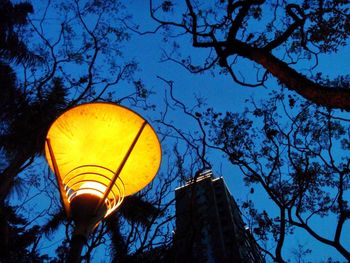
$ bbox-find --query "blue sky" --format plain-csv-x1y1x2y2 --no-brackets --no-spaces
11,0,350,261
125,1,350,261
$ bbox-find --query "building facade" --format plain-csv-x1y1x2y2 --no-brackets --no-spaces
174,170,265,263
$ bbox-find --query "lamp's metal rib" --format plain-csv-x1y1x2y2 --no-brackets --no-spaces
46,138,71,218
94,120,147,215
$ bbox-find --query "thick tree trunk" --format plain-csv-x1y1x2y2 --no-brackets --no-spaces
223,40,350,110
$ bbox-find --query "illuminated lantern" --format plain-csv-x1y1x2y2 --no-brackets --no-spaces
44,102,161,262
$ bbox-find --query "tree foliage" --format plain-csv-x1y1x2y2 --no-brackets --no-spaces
150,0,350,110
144,1,350,260
0,0,175,261
203,93,350,261
0,204,50,262
158,79,350,261
3,0,350,261
0,0,142,202
0,0,36,64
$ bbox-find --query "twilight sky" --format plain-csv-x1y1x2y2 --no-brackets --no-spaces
15,0,350,261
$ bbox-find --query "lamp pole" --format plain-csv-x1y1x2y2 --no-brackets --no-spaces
66,193,107,262
67,234,85,263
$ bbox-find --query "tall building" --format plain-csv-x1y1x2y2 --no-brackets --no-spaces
174,170,264,263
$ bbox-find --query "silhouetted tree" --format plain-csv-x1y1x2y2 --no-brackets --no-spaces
0,0,142,202
0,0,68,203
0,204,51,262
0,0,35,64
149,0,350,110
0,0,159,261
155,74,350,261
203,92,350,261
0,2,64,261
142,2,350,260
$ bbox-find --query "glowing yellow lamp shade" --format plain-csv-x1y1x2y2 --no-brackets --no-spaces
45,102,161,217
